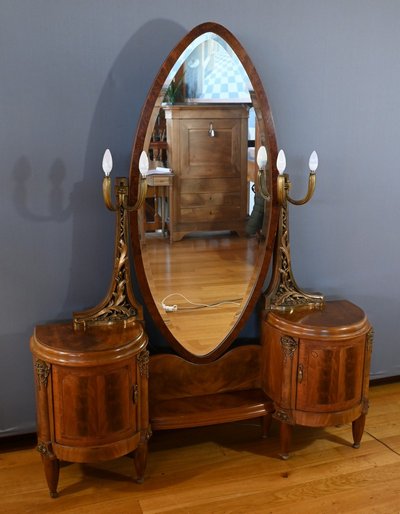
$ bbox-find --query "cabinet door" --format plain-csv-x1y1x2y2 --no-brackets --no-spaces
180,117,244,178
52,361,138,446
296,336,365,413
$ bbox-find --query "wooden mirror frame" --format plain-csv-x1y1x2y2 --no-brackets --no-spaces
129,22,279,363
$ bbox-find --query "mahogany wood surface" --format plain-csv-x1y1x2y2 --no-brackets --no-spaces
30,321,149,497
261,300,373,459
149,345,273,431
128,22,279,362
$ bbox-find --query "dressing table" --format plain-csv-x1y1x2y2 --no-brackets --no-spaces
31,21,372,497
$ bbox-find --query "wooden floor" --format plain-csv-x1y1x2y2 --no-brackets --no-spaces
1,382,400,513
142,232,263,355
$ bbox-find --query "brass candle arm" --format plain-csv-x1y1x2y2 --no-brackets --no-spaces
257,168,271,201
281,171,316,206
102,175,147,212
102,176,116,211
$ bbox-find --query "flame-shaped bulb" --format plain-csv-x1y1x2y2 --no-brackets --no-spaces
276,149,287,175
139,150,149,176
256,146,268,170
309,150,318,172
102,148,113,177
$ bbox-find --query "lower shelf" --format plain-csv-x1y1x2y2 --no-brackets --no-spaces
150,389,273,430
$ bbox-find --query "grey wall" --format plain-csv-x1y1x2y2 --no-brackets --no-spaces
1,0,399,436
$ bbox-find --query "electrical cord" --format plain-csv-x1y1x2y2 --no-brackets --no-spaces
161,292,242,312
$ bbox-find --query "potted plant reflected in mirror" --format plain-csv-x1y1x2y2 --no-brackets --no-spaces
164,76,185,104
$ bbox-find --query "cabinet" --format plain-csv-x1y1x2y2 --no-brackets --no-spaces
30,321,149,497
261,300,373,459
164,104,249,242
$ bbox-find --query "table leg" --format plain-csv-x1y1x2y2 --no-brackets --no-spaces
133,440,148,484
352,413,366,449
41,453,60,498
279,422,292,460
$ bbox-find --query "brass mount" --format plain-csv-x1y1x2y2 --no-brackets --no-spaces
264,169,324,311
73,174,147,329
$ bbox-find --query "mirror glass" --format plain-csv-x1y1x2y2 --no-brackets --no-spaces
130,23,277,361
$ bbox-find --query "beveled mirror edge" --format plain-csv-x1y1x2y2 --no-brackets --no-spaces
129,21,280,363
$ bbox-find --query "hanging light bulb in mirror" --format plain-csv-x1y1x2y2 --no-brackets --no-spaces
256,145,268,170
256,145,270,200
139,150,150,176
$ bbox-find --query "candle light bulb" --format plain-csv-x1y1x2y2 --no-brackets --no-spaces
309,150,318,172
139,150,149,176
256,146,268,170
276,149,286,175
102,148,113,177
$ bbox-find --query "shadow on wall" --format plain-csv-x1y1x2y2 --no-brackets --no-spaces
13,156,73,222
60,19,187,342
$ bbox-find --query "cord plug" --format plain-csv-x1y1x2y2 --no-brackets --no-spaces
162,302,178,312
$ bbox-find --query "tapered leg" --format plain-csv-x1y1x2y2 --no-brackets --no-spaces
352,413,366,449
279,422,292,460
41,455,60,498
133,441,148,483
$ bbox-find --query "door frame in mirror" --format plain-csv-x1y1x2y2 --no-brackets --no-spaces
129,22,279,363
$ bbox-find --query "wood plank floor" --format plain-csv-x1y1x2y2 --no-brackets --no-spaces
1,383,400,513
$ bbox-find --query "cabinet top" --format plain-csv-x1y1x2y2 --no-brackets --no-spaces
266,300,370,340
30,321,147,366
163,103,250,119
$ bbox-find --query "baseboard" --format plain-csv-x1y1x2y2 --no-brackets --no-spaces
0,432,36,452
370,375,400,386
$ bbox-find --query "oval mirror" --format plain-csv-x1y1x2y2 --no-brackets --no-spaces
129,22,279,362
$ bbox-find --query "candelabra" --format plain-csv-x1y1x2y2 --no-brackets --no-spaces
73,149,148,328
257,146,324,310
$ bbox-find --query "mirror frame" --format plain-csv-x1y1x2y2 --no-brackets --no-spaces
129,21,279,363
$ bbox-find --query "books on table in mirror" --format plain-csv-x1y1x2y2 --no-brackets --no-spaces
142,167,173,176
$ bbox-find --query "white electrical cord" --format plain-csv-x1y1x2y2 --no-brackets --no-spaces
161,293,242,312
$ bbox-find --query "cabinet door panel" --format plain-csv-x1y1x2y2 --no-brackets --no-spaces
181,118,245,178
296,336,365,413
52,363,137,446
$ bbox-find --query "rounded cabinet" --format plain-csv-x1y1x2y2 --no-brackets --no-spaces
30,322,149,497
261,300,373,458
